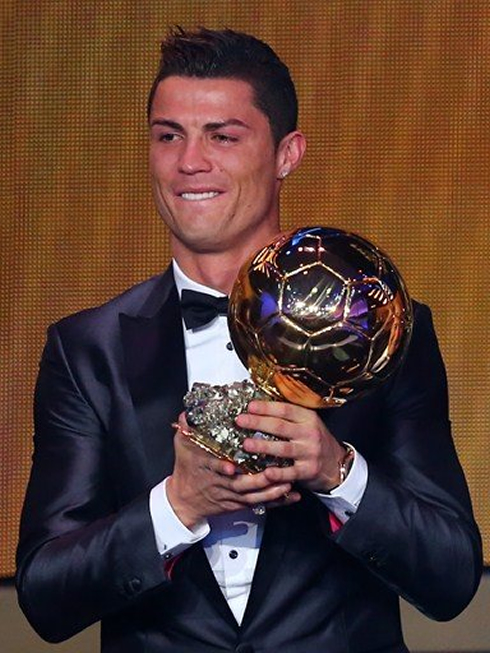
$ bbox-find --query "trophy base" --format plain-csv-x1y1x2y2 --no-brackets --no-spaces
180,380,292,474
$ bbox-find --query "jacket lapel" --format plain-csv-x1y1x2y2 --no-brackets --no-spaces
182,544,239,630
240,506,293,629
120,268,188,485
119,268,238,622
180,510,296,632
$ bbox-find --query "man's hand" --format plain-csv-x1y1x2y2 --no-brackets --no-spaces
236,400,347,494
166,413,301,529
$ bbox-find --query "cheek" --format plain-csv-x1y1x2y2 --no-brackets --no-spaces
247,164,277,199
149,150,173,181
150,176,173,217
149,169,164,195
239,157,275,191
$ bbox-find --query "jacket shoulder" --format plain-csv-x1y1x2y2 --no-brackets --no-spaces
51,270,172,341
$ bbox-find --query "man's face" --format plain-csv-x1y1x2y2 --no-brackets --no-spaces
148,76,286,256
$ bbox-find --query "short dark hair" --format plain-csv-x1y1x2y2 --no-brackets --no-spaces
147,27,298,145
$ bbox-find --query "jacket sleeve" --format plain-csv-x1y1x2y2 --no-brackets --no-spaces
331,303,483,621
16,323,169,643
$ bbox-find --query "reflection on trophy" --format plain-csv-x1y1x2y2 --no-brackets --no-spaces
181,226,413,473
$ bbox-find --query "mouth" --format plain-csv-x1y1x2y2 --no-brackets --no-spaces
179,191,221,201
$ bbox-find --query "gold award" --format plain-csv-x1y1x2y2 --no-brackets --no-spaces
181,226,413,472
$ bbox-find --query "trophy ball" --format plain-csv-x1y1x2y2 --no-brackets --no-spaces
228,226,413,409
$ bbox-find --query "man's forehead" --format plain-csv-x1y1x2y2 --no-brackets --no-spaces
151,75,257,110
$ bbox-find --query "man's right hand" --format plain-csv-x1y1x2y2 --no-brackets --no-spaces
166,413,301,529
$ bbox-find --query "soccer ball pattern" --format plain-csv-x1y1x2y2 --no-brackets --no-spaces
229,226,413,408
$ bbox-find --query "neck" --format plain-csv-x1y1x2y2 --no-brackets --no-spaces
172,229,282,295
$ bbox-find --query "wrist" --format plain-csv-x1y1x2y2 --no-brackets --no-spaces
325,443,355,493
166,475,202,529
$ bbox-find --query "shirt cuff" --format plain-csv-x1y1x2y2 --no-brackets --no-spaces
149,478,210,558
315,443,368,524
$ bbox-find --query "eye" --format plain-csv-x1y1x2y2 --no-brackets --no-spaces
158,132,180,143
212,133,239,144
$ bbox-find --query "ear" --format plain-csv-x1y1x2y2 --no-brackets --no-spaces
275,131,306,180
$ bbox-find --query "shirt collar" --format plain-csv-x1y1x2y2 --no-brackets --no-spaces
172,259,227,300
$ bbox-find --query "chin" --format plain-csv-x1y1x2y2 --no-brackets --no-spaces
176,231,224,254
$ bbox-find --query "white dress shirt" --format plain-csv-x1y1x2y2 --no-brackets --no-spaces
149,259,368,624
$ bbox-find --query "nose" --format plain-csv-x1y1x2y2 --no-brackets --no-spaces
178,138,212,175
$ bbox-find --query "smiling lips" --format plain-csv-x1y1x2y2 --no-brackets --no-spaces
180,191,221,201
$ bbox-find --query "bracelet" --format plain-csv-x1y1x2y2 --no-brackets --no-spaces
327,443,355,493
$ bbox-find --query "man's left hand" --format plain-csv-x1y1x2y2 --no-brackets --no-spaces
236,400,347,493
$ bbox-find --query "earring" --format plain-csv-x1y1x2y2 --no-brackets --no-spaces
279,169,289,179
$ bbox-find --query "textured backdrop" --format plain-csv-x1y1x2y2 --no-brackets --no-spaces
1,0,489,576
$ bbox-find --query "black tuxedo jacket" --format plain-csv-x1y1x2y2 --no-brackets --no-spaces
16,267,482,653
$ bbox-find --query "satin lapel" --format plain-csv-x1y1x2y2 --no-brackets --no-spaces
240,506,293,630
181,515,294,632
183,544,239,630
121,272,235,621
120,273,188,485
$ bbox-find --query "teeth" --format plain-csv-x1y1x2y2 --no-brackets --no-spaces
180,191,220,201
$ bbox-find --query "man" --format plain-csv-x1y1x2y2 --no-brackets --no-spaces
16,27,482,653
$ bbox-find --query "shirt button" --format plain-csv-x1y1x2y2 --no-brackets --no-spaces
229,549,239,559
226,341,234,350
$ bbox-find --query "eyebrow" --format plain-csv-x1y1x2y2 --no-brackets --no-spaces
150,119,184,131
203,119,250,131
149,118,250,131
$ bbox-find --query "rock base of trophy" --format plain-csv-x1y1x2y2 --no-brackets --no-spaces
182,380,292,474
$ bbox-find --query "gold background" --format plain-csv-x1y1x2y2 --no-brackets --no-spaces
1,0,489,576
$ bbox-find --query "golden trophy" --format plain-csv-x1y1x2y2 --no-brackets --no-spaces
181,226,413,472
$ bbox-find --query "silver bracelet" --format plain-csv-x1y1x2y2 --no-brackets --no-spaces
327,443,355,493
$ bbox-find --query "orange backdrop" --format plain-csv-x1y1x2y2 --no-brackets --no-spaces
1,0,489,576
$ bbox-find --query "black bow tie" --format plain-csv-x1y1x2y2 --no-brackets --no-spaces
180,289,229,330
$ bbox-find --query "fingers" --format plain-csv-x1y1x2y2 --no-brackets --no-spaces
231,481,295,506
242,433,297,462
172,404,329,520
171,420,301,521
235,400,317,439
227,467,287,493
173,421,238,477
223,474,302,510
237,413,297,442
201,453,237,477
244,399,312,423
234,400,347,493
266,490,302,509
